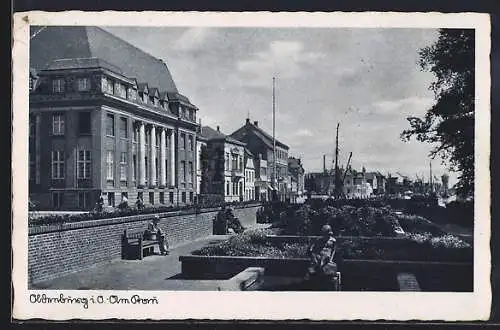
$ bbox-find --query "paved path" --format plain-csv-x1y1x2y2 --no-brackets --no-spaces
31,235,231,291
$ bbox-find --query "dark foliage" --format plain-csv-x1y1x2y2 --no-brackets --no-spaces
401,29,475,198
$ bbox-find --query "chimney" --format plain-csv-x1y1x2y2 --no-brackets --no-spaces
246,118,250,124
254,121,258,127
216,126,220,132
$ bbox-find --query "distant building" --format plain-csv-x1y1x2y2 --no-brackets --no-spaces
200,125,246,202
196,122,208,201
254,154,269,201
244,148,256,201
230,118,290,202
288,157,305,199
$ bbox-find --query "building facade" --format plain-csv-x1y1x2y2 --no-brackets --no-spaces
230,118,290,202
288,157,305,201
29,26,199,210
244,148,256,201
200,126,246,202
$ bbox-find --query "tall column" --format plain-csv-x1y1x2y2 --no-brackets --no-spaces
127,119,134,187
138,121,146,187
169,129,176,187
159,127,166,187
35,113,41,184
150,125,157,187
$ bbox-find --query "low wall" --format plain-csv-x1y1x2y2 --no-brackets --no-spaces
233,204,260,228
178,255,473,291
28,203,262,285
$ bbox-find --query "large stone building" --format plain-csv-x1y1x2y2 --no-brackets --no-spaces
29,26,200,210
230,118,290,202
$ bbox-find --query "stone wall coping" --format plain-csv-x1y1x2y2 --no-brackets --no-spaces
28,203,262,236
179,254,472,266
28,207,221,235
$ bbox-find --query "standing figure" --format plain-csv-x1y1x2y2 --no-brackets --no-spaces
148,215,169,255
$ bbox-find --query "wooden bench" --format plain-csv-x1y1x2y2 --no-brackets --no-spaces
122,229,158,260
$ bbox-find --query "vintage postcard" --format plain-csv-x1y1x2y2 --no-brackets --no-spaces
12,11,491,321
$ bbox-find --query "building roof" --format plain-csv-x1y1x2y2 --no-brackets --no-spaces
30,26,179,94
230,120,289,150
201,126,246,146
44,57,125,75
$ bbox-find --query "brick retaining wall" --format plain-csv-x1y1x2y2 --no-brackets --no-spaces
28,203,261,285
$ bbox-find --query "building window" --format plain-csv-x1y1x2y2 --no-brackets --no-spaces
107,192,115,207
78,191,90,209
232,182,237,196
133,126,138,142
120,152,127,181
115,82,127,98
119,117,128,139
188,135,193,151
78,112,91,135
133,155,137,182
226,182,230,195
52,78,65,93
77,77,91,91
232,155,238,171
149,192,154,204
180,133,186,149
159,192,165,204
106,151,114,180
101,77,114,94
29,157,35,182
137,191,143,201
180,161,186,182
189,191,193,203
52,192,64,208
52,114,65,136
239,156,243,170
225,153,230,170
169,192,174,204
51,150,65,179
181,192,186,203
239,182,243,196
106,114,115,136
77,150,92,179
188,162,193,183
128,87,137,101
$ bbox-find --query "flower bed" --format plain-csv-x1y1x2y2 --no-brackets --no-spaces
29,200,260,226
192,230,472,263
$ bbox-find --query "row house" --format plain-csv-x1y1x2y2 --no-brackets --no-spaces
244,148,256,202
287,157,305,203
29,26,199,210
198,126,246,202
230,118,290,202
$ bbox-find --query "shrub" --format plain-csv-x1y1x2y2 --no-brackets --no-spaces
429,234,471,249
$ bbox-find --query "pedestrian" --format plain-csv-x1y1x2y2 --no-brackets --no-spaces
148,215,169,255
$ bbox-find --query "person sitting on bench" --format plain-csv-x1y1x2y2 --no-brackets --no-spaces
147,215,169,255
305,224,338,286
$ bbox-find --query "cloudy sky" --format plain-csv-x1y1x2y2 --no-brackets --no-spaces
104,26,457,185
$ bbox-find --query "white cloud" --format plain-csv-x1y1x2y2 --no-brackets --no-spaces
372,97,434,115
235,40,326,88
294,128,314,137
172,27,214,51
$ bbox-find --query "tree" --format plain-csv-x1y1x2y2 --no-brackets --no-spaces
401,29,475,198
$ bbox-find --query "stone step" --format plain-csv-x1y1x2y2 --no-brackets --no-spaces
397,272,421,291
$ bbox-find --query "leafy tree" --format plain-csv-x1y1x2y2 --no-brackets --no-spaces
401,29,475,198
